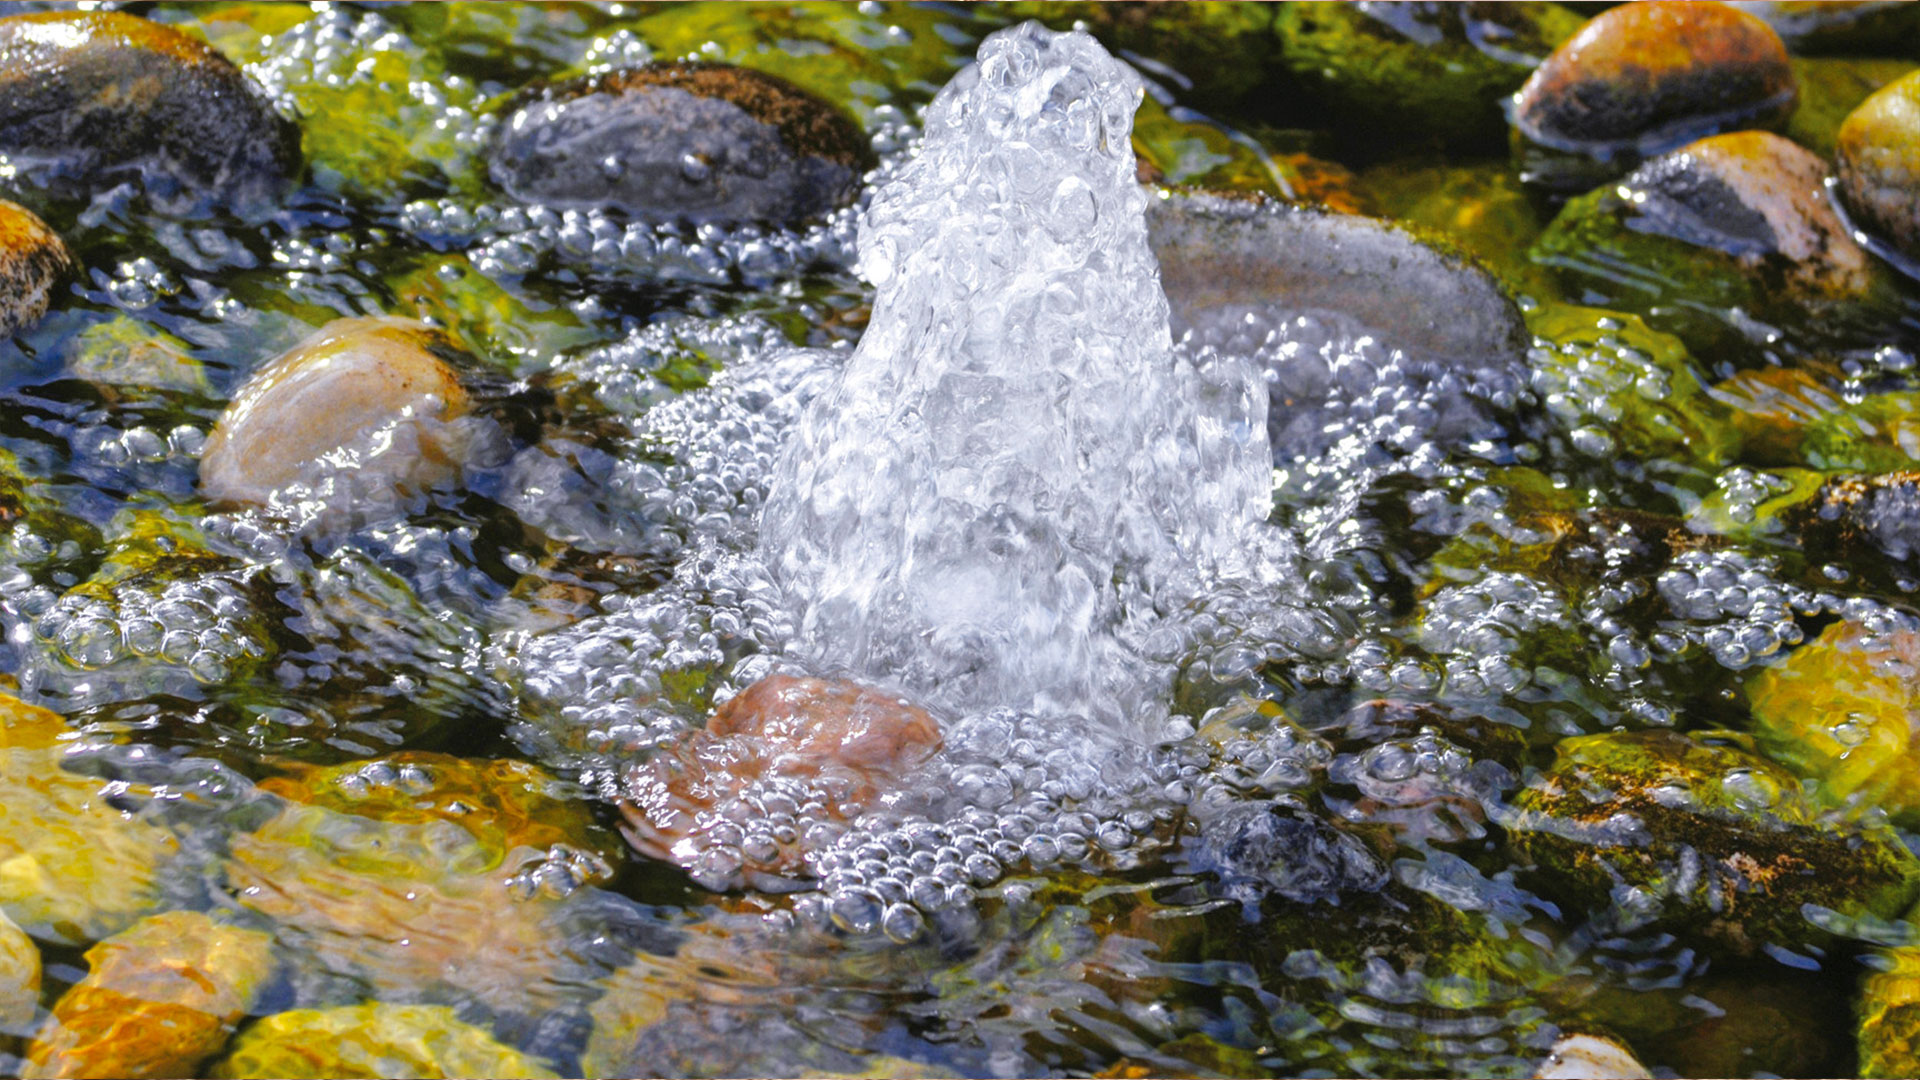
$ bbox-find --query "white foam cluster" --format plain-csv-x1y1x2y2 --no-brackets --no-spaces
760,23,1274,730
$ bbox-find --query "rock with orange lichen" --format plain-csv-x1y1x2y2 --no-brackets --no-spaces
0,199,70,341
0,692,181,946
23,910,275,1080
616,674,942,890
1512,1,1797,191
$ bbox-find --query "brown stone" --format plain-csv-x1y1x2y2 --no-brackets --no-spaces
1837,67,1920,261
1514,2,1795,155
0,199,69,340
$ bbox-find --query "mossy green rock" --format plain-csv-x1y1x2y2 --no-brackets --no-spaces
1533,131,1902,358
1786,56,1917,158
1276,1,1584,149
387,255,596,372
994,2,1280,109
1861,942,1920,1079
1524,304,1739,469
1801,390,1920,472
0,11,300,210
1747,618,1920,822
1510,729,1920,953
62,317,209,395
1360,160,1554,296
211,1003,558,1079
1837,67,1920,261
0,199,71,341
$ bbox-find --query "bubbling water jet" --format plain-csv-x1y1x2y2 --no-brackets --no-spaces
761,22,1275,732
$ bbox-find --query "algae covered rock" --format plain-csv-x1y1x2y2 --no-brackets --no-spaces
1523,303,1739,469
1512,0,1797,191
1275,1,1584,149
1837,67,1920,264
1860,941,1920,1080
489,61,872,226
1746,618,1920,822
1508,729,1920,953
210,1003,558,1080
1533,131,1902,358
995,2,1281,110
200,317,476,508
0,691,180,945
386,254,596,372
0,198,70,341
0,10,299,209
1786,56,1917,158
23,910,275,1080
0,906,37,1041
62,316,208,395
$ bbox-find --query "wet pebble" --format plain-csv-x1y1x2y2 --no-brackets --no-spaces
1837,67,1920,265
1532,1033,1652,1080
24,910,274,1080
489,61,873,226
1512,0,1797,190
0,198,69,340
199,317,475,509
0,11,300,209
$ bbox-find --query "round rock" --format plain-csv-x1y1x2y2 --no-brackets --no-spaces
199,317,474,507
1837,67,1920,263
0,11,300,210
1513,1,1796,189
488,61,874,226
0,198,69,340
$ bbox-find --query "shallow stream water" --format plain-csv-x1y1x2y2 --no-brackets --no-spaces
3,3,1920,1078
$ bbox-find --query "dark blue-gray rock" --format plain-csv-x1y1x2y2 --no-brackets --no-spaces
488,62,874,226
0,11,301,211
1186,802,1389,909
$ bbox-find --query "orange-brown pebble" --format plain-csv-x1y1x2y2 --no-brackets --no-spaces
0,199,69,340
618,675,942,888
1514,1,1796,152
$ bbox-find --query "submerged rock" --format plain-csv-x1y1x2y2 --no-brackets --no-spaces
1781,472,1920,586
0,198,69,340
1512,1,1797,191
1533,131,1897,357
1785,56,1917,158
24,910,274,1080
489,62,872,226
1184,802,1388,909
616,674,942,890
199,317,475,509
210,1003,559,1080
1532,1034,1652,1080
1745,619,1920,823
1274,1,1585,149
62,317,208,395
0,11,299,209
0,691,180,945
0,906,36,1041
1860,939,1920,1080
1837,67,1920,264
1727,0,1920,54
1509,730,1920,953
998,2,1283,109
